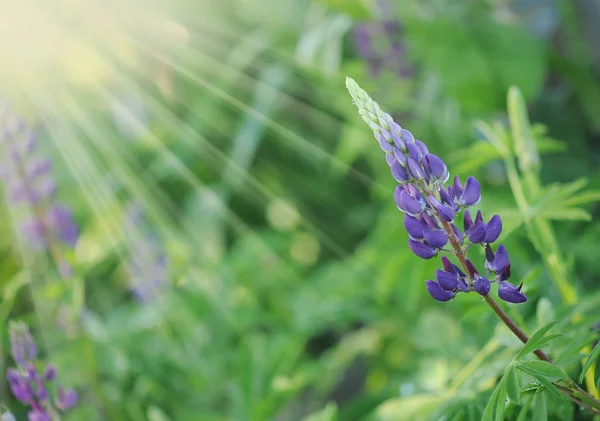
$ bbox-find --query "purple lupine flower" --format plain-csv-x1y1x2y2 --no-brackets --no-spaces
123,204,169,302
0,106,78,277
6,322,78,419
346,78,526,304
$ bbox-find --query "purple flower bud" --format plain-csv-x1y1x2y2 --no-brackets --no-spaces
390,161,409,183
404,214,424,240
463,210,473,232
395,187,425,216
9,378,33,403
484,215,502,243
498,281,527,303
452,224,463,241
474,276,490,296
467,220,487,244
407,158,425,180
400,129,414,143
36,382,48,400
429,196,454,222
392,147,407,165
441,256,453,272
425,280,455,302
439,187,454,207
465,259,479,278
436,268,458,291
377,130,394,152
456,176,481,207
405,142,422,162
408,239,437,259
498,264,511,282
385,153,395,166
43,364,57,381
423,228,448,249
485,244,510,273
422,154,448,182
415,140,428,155
56,386,78,410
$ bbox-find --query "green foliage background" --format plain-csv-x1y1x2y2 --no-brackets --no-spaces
2,0,600,420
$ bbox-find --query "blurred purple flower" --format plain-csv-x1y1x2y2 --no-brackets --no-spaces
6,321,78,419
0,105,78,276
123,204,169,302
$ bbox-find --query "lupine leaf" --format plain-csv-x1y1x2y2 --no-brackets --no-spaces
481,374,508,421
517,361,567,380
515,321,557,360
532,392,548,421
579,341,600,383
508,86,539,172
505,365,522,405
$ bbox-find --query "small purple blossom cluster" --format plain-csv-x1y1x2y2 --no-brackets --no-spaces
0,105,78,276
346,78,526,304
6,322,77,421
123,204,168,302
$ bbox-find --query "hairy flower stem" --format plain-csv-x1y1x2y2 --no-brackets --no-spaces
436,210,600,413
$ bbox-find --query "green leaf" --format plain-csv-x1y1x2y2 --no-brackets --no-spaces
532,392,548,421
515,321,557,360
530,375,564,402
506,365,522,405
482,375,508,421
579,341,600,383
517,361,567,381
508,86,539,172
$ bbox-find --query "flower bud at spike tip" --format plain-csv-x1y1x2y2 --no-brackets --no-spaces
401,128,414,143
425,280,454,302
408,239,437,259
407,157,425,180
393,147,407,165
422,154,448,182
405,142,422,161
498,281,527,303
415,140,428,155
385,153,395,166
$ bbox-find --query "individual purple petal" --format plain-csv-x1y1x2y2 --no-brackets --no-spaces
422,154,448,182
390,160,409,183
423,229,448,249
498,264,511,281
439,187,454,206
405,142,422,162
453,176,463,198
467,220,487,244
457,278,470,292
490,244,509,273
485,215,502,243
429,197,454,222
498,281,527,303
385,153,395,166
408,239,437,259
36,382,48,400
56,386,78,410
458,176,481,206
393,147,407,165
425,280,455,301
436,269,458,291
452,224,463,240
45,206,78,247
9,378,32,403
398,190,425,215
484,244,495,271
474,276,490,296
463,210,473,232
407,158,425,180
377,131,394,152
404,214,424,239
441,256,453,273
465,259,479,277
474,210,484,225
415,140,428,155
400,128,414,143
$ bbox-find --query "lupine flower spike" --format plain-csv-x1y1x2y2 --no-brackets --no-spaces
0,106,78,278
345,78,525,304
6,322,78,420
